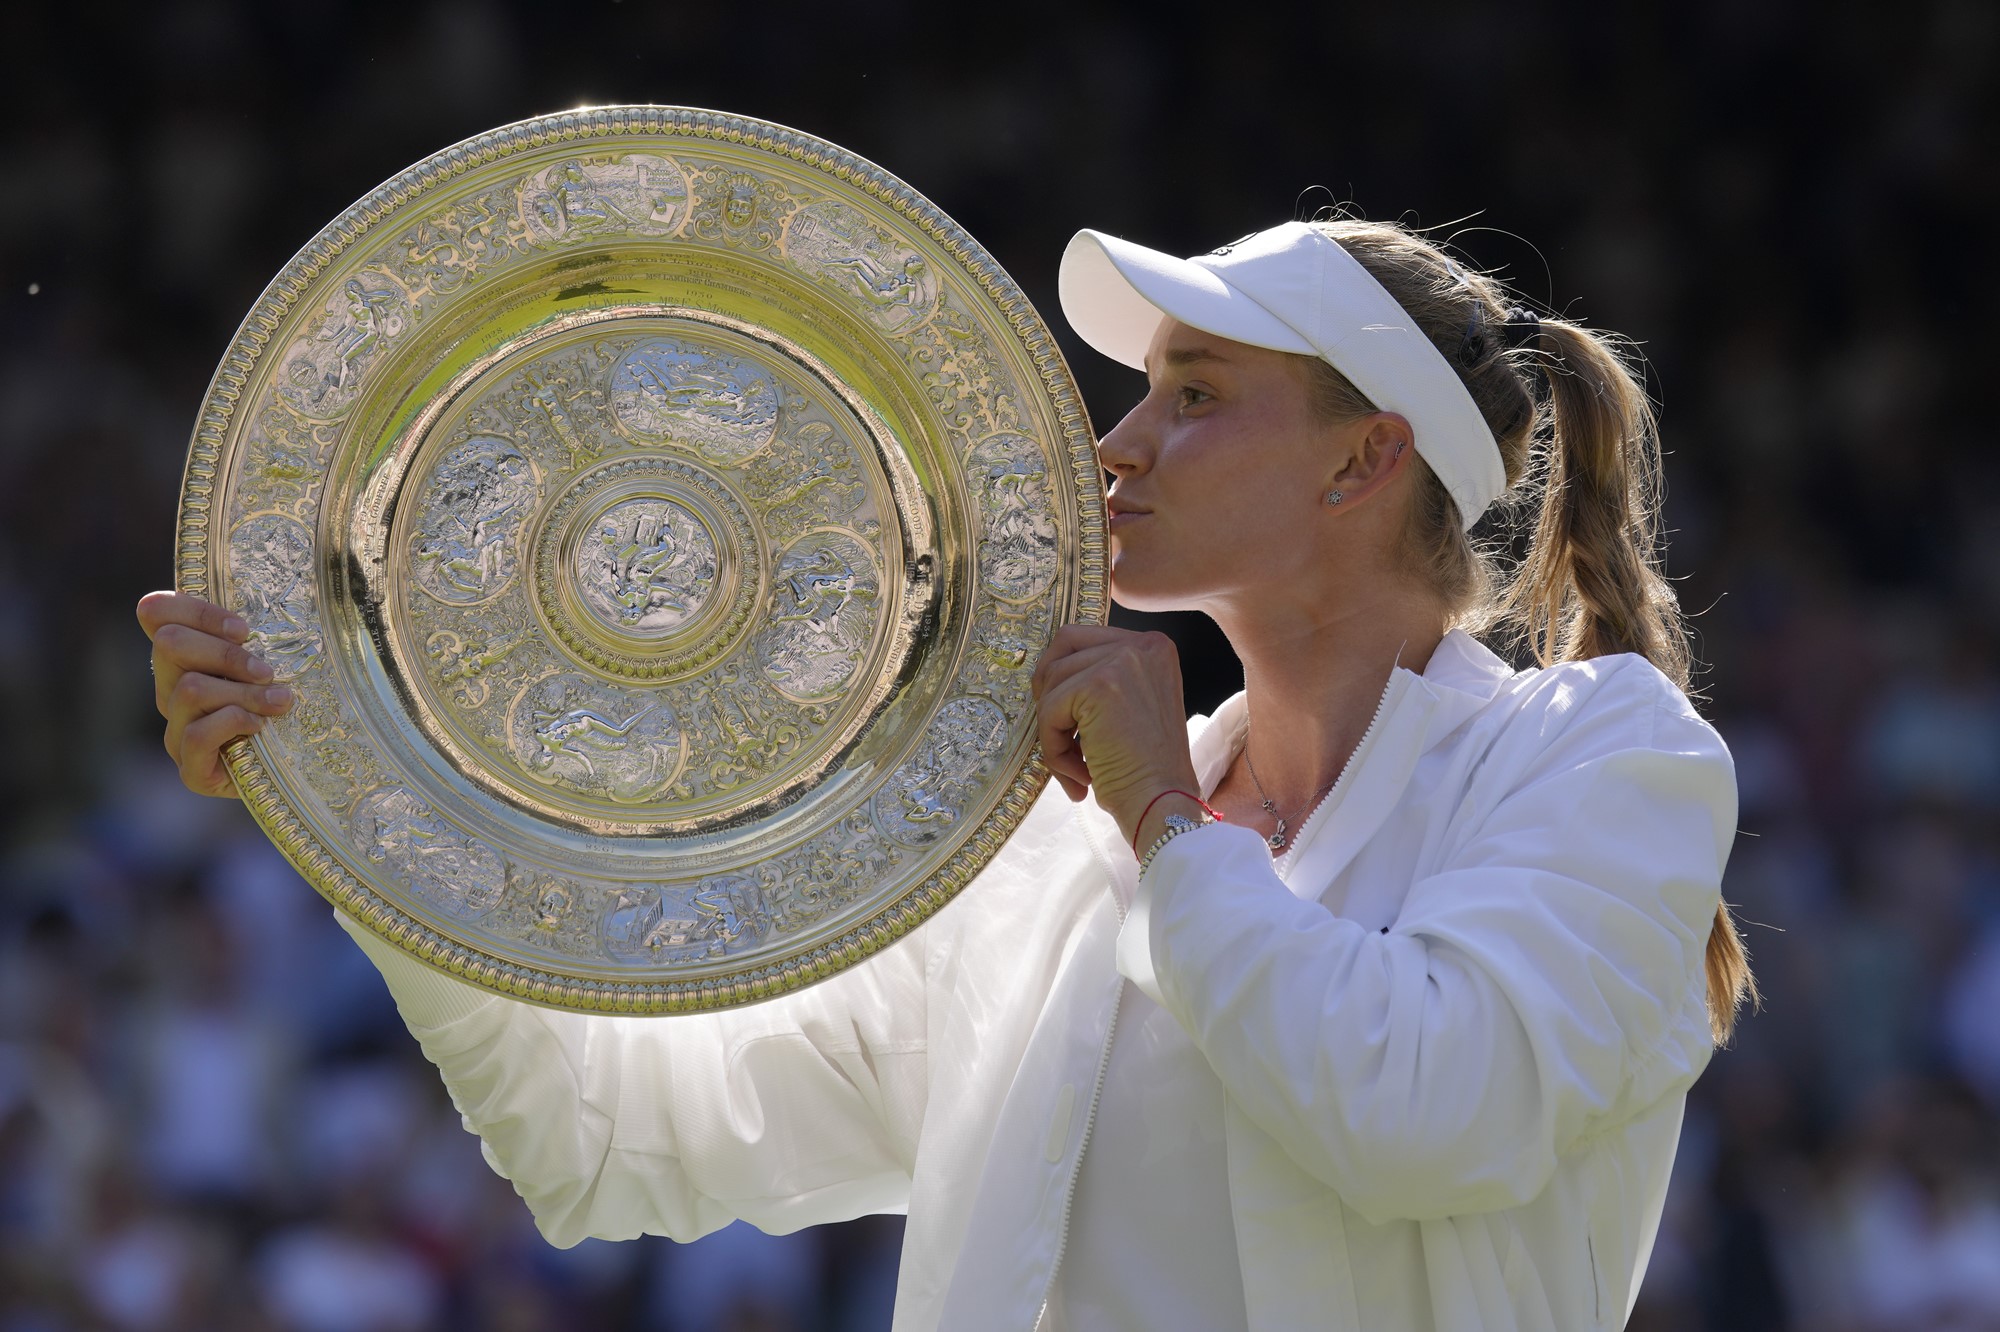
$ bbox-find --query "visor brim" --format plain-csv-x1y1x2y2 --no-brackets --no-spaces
1058,230,1317,371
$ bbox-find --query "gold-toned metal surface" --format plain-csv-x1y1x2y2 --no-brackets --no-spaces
176,107,1105,1013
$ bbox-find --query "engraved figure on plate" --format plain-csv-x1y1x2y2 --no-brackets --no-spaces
425,628,528,709
755,531,880,701
410,435,541,605
785,199,940,335
604,884,724,962
743,419,867,541
348,787,506,916
576,497,718,634
228,512,323,677
523,365,605,473
609,339,780,465
522,154,689,244
508,674,686,804
690,167,794,252
687,872,774,950
602,874,774,963
968,432,1059,602
874,696,1012,846
278,273,410,420
485,868,601,958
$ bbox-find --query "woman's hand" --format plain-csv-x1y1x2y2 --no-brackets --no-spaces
136,591,295,798
1031,625,1201,850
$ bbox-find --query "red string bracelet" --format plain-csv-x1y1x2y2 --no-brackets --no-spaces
1132,789,1225,857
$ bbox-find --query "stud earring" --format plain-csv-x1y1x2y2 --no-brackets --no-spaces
1325,490,1344,506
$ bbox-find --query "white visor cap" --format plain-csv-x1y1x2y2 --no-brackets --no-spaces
1058,221,1506,530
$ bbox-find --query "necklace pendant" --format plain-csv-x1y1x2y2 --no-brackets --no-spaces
1267,820,1288,851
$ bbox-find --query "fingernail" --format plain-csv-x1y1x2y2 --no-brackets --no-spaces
264,686,294,709
223,615,249,639
248,657,274,682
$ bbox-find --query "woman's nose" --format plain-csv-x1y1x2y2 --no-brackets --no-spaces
1095,398,1152,476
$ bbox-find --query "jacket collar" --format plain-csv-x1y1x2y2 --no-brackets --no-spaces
1196,629,1515,901
1193,628,1512,779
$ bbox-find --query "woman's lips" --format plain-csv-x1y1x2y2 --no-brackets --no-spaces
1107,508,1150,530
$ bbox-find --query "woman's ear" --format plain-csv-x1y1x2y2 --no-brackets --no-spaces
1323,414,1414,508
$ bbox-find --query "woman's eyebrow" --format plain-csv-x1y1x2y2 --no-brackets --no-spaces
1146,346,1231,375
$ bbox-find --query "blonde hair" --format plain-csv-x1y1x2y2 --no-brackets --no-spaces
1300,217,1756,1044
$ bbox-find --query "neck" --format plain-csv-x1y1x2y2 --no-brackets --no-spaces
1209,583,1447,803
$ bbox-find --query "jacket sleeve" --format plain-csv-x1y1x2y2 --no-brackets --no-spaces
1114,660,1733,1226
333,911,931,1246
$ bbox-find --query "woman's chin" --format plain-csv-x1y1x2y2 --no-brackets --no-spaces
1107,565,1196,615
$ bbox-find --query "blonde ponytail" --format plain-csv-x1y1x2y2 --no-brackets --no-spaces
1502,319,1756,1044
1495,321,1685,686
1300,218,1758,1043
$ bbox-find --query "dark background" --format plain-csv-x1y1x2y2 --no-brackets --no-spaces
4,2,1997,1328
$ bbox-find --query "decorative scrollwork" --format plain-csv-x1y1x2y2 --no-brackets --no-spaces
689,165,797,252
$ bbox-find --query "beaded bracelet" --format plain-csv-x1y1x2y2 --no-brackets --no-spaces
1131,788,1224,857
1138,817,1212,878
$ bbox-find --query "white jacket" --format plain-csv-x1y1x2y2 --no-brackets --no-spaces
336,630,1734,1330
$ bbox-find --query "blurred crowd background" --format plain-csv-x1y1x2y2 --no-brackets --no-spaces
3,2,1996,1328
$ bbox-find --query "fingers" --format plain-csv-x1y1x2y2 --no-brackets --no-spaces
1031,640,1126,703
1030,623,1157,701
164,671,294,765
1034,628,1161,801
138,592,274,802
1050,771,1089,802
1034,669,1100,799
177,705,264,799
150,621,274,716
1031,625,1198,836
137,591,248,645
1033,644,1126,800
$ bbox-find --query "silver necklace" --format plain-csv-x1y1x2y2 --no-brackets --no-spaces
1241,738,1337,852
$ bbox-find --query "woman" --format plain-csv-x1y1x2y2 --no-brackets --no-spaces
140,215,1754,1330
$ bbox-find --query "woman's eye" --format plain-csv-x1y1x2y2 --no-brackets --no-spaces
1177,386,1212,409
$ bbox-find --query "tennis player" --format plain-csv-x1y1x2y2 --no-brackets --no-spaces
141,215,1754,1330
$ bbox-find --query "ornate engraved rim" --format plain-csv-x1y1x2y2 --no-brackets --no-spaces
176,105,1107,1013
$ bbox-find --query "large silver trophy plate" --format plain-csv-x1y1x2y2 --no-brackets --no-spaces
176,107,1105,1012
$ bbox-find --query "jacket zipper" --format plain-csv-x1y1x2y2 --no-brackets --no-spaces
1034,669,1401,1326
1033,976,1124,1330
1275,669,1402,877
